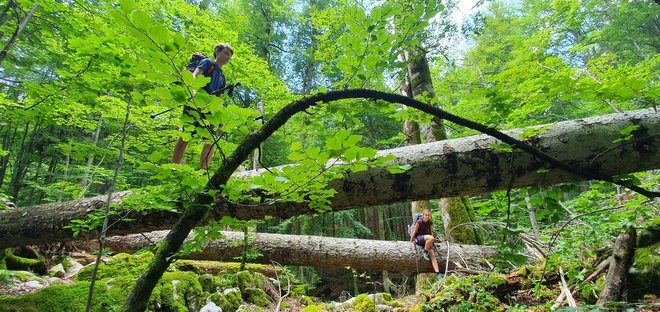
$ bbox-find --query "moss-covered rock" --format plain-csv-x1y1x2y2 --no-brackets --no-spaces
198,273,221,293
208,287,243,311
234,270,255,290
428,274,505,312
243,287,271,307
75,252,153,281
0,280,127,311
301,305,323,312
352,294,377,312
629,241,660,299
150,271,204,312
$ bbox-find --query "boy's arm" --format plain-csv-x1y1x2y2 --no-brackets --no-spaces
410,223,419,242
192,67,203,79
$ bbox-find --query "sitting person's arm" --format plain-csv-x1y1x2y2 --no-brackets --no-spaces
410,223,419,242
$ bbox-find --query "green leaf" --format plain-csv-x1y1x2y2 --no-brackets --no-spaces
386,164,411,174
149,25,171,46
490,143,514,153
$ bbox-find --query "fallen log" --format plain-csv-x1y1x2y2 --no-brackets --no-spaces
104,230,496,273
0,108,658,248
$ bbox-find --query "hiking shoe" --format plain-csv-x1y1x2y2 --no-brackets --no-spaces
422,250,430,261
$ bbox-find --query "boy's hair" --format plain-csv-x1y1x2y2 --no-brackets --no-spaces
213,43,234,58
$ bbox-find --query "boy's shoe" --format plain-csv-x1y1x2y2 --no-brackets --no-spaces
436,273,443,281
422,249,430,261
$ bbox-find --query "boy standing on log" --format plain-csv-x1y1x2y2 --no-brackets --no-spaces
171,43,234,169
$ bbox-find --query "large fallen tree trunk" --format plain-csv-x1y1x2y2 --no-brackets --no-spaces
104,230,496,273
1,108,658,248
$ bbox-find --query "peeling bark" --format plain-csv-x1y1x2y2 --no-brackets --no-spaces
104,230,496,273
0,108,659,249
597,228,637,306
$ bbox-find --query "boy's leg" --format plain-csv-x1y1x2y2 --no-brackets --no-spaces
172,137,188,164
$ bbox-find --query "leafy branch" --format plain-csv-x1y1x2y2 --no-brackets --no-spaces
123,88,658,311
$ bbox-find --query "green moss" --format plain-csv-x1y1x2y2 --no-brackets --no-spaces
151,271,204,312
408,304,423,312
629,241,660,298
234,270,255,290
76,252,153,281
300,295,314,306
0,249,45,272
301,305,323,312
243,287,271,307
428,274,505,311
208,288,243,311
0,280,127,312
352,294,377,312
291,284,307,297
444,197,483,244
172,260,272,275
378,292,392,302
198,273,217,293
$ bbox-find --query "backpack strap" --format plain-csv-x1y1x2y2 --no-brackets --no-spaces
205,62,216,75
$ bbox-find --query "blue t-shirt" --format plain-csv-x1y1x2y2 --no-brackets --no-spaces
197,58,226,96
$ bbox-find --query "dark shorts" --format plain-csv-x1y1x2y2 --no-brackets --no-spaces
415,235,436,249
182,105,218,136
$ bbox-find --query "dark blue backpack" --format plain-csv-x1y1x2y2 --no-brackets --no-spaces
407,213,423,237
185,52,216,75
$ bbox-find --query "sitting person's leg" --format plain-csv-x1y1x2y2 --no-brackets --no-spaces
429,248,442,279
423,235,435,251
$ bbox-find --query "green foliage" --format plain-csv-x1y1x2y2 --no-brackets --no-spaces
426,274,507,312
352,293,377,312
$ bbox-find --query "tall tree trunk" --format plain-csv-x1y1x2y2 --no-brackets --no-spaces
81,113,103,188
0,0,15,27
0,2,38,65
1,107,658,248
0,122,17,188
406,49,483,244
8,121,30,200
400,54,430,222
524,194,541,240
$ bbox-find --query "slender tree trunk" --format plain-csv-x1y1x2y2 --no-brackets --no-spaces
0,0,15,27
597,228,637,306
81,113,103,188
8,121,30,200
0,122,17,188
0,3,38,66
251,100,264,170
377,206,390,292
524,194,541,240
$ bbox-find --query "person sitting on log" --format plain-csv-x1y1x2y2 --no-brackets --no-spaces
410,208,442,280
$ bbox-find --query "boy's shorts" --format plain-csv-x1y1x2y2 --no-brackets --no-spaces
182,105,218,136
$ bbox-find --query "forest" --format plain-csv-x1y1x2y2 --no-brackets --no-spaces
0,0,658,311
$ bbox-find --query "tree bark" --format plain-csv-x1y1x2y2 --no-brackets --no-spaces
104,230,496,273
0,2,38,65
1,107,659,248
597,228,637,306
406,49,483,244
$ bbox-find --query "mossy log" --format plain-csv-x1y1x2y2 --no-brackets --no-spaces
1,108,659,249
104,230,498,273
